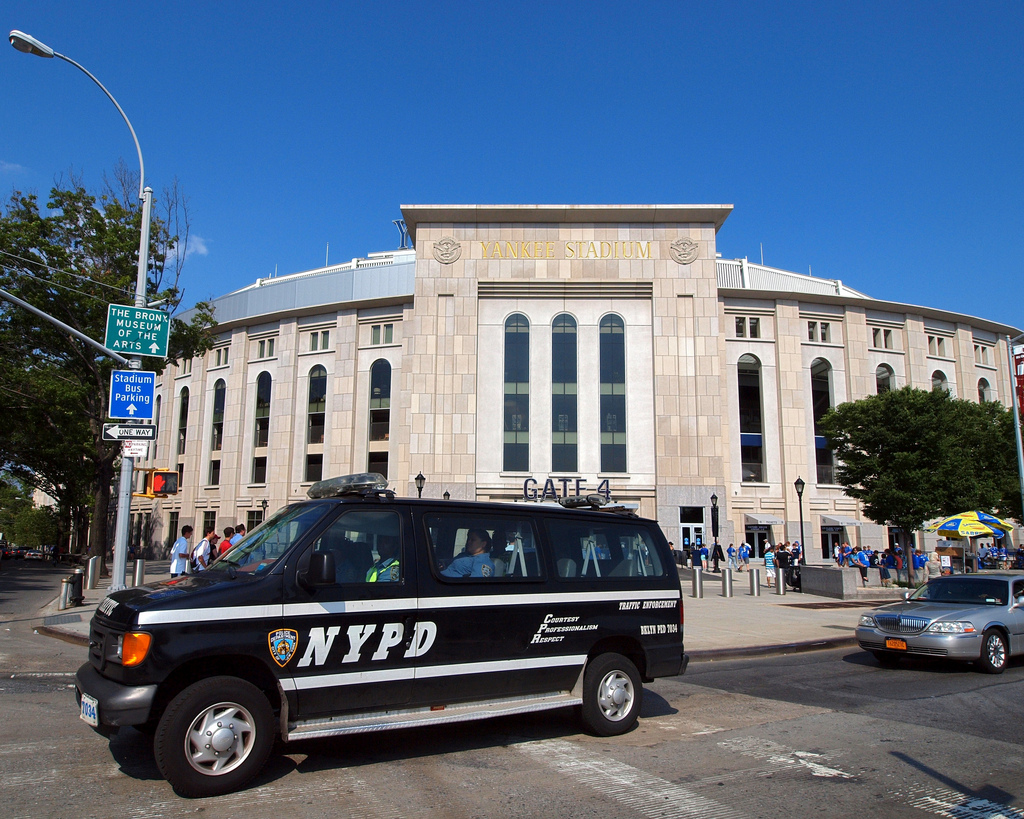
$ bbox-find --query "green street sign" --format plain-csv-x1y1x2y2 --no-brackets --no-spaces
105,305,170,357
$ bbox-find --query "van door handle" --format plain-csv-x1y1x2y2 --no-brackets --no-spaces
403,616,416,650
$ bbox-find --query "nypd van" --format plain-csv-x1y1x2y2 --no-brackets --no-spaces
75,474,687,797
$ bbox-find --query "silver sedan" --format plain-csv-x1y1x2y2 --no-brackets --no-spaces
856,573,1024,673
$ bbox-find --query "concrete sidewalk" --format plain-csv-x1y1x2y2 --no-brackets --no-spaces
36,562,902,660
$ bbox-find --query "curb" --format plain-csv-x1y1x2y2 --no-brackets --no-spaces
36,624,89,647
687,635,859,662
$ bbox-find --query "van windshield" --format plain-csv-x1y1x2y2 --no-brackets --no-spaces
209,502,334,575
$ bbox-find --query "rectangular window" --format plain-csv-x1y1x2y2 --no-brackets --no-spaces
368,451,388,478
254,417,269,448
371,325,380,346
310,330,330,352
247,510,263,531
258,339,265,358
310,332,319,352
808,321,817,341
305,454,323,483
545,518,666,580
938,337,945,357
209,459,220,486
214,347,228,366
735,317,746,338
426,513,542,580
748,318,760,338
370,324,393,346
252,456,267,484
873,328,882,348
168,511,179,550
884,329,892,349
203,511,216,536
308,413,325,444
820,322,830,343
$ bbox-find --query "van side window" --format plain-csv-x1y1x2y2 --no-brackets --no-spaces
312,509,403,584
425,514,543,579
544,519,666,579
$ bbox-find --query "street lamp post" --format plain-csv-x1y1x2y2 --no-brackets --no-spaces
11,30,154,592
794,477,806,565
415,472,425,499
260,499,269,523
710,493,720,569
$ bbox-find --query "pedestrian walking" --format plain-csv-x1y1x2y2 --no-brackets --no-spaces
699,543,709,570
764,545,776,588
191,528,217,573
170,525,193,578
220,526,235,556
230,524,246,547
726,543,739,571
738,541,750,571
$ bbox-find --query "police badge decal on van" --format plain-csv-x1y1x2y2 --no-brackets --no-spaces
269,629,299,667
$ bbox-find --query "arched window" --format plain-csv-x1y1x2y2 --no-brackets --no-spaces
600,314,627,472
177,387,189,456
211,380,226,452
737,354,764,482
504,314,530,472
552,314,578,472
209,380,225,486
308,366,327,444
811,358,835,484
875,364,894,394
932,370,948,392
978,378,991,403
252,372,272,484
368,360,392,478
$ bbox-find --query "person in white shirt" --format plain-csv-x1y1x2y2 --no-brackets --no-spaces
192,528,217,572
169,526,193,577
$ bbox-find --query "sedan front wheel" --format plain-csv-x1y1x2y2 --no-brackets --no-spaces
978,629,1008,674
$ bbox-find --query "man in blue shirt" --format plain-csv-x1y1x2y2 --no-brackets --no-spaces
442,529,495,578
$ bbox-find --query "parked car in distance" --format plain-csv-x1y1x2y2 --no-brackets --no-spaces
24,549,45,560
857,573,1024,673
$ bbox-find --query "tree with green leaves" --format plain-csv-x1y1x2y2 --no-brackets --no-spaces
0,171,215,562
819,386,1022,581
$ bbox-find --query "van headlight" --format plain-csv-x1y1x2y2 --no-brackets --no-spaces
113,632,152,666
858,615,876,627
925,621,976,634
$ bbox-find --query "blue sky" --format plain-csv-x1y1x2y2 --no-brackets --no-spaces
2,1,1022,329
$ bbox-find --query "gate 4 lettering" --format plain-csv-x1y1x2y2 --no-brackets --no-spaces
297,621,437,667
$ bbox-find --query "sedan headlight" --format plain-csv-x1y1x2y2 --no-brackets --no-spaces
925,621,976,634
859,615,876,627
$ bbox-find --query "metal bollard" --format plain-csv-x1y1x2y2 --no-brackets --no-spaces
59,576,73,610
691,567,704,599
86,556,101,590
133,559,146,587
749,568,761,596
70,568,85,606
774,568,786,595
721,568,734,598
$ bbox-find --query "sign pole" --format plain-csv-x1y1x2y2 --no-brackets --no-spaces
109,186,153,592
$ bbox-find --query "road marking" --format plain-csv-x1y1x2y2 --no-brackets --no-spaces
897,784,1024,819
718,736,854,778
517,739,746,819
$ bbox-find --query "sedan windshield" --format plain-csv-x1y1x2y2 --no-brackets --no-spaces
207,502,334,576
909,577,1008,606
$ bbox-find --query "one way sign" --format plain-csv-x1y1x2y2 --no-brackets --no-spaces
108,370,156,420
102,423,157,441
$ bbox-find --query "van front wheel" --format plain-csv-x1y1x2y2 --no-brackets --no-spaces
154,676,275,798
580,653,642,736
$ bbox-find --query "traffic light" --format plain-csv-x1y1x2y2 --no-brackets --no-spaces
150,470,179,496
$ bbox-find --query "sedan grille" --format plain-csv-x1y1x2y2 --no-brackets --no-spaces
875,614,929,634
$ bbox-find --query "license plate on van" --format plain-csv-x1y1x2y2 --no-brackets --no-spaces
80,693,99,726
885,638,907,651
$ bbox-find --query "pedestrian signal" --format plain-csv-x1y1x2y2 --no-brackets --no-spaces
150,470,179,496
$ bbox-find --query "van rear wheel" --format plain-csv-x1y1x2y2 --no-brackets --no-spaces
154,676,275,798
580,653,642,736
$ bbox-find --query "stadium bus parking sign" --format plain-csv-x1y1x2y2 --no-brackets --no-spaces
108,370,156,420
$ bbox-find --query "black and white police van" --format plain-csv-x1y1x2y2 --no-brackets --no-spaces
76,474,687,797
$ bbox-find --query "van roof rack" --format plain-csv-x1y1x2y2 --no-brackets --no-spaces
557,495,639,516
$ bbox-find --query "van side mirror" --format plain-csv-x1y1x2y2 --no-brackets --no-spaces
903,591,911,600
1015,594,1024,608
300,550,336,589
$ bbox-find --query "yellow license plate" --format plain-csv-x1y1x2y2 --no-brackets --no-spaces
885,638,907,651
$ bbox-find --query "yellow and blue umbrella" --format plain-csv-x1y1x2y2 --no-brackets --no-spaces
925,511,1015,539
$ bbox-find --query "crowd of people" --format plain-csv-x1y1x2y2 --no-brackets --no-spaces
169,523,247,577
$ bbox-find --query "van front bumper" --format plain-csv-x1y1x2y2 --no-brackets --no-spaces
75,662,158,729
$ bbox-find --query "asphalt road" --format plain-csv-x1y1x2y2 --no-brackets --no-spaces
1,561,1022,819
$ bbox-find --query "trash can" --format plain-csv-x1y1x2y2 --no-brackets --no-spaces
70,568,85,606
